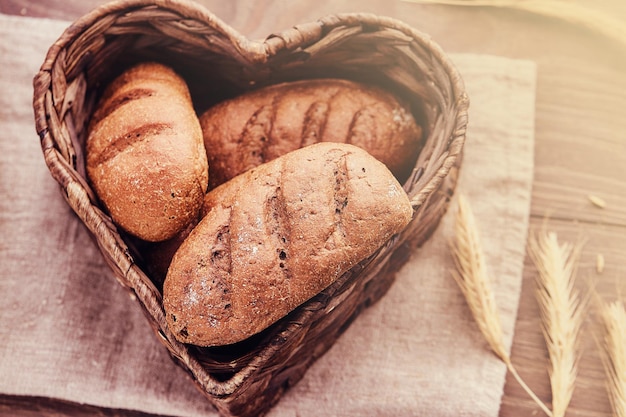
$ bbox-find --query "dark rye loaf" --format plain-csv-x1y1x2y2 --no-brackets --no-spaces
200,78,423,189
86,62,209,242
163,142,414,347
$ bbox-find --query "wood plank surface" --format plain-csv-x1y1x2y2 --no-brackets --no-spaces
1,0,625,416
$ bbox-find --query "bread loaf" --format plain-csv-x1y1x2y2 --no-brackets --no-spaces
163,142,414,346
86,62,209,242
199,78,422,189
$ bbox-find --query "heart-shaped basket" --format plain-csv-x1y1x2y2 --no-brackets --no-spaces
33,0,468,415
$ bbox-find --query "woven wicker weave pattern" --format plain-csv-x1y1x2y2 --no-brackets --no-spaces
32,0,468,415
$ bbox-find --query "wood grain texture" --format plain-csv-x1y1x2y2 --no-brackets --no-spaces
2,0,625,416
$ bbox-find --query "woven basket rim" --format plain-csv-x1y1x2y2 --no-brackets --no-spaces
34,0,469,206
32,0,470,403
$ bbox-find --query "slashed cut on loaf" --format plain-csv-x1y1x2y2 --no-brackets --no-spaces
86,62,209,242
200,78,423,189
163,142,414,346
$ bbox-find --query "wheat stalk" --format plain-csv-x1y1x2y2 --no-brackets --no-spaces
400,0,626,49
527,231,586,417
597,298,626,417
450,194,552,416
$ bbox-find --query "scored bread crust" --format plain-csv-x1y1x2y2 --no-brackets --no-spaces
86,62,209,242
163,142,414,347
200,78,423,189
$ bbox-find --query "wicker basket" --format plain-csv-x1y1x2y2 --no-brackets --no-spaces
32,1,468,416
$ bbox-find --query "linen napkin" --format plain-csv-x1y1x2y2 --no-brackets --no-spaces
0,13,535,417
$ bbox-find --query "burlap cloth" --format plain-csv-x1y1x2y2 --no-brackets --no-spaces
0,12,536,417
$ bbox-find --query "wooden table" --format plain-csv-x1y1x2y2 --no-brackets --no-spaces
2,1,625,416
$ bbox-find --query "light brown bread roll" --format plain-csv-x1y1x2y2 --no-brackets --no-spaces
163,142,414,346
199,78,422,189
86,62,209,242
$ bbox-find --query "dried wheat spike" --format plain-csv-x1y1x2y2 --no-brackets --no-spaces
528,231,586,417
451,194,552,416
597,299,626,417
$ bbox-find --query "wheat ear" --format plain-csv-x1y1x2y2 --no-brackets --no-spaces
527,231,586,417
450,194,552,416
597,298,626,417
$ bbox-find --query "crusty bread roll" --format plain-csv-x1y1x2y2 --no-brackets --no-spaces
163,142,414,346
86,62,209,242
199,78,422,189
